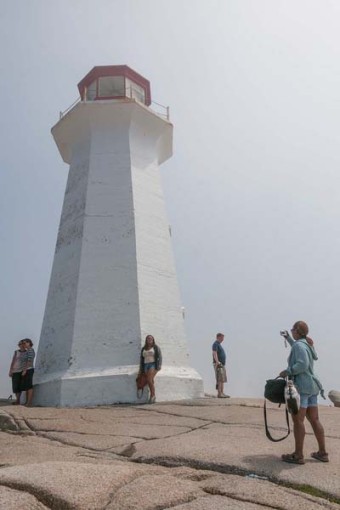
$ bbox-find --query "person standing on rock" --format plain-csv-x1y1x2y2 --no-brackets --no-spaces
8,339,27,405
212,332,229,398
20,338,35,407
279,321,328,465
139,335,162,404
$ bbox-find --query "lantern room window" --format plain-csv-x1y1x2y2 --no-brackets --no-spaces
126,78,145,103
85,76,146,103
86,81,96,101
98,76,125,98
79,66,151,106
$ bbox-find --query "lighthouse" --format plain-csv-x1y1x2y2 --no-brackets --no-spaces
34,65,204,406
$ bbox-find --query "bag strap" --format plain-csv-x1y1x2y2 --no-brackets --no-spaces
264,399,290,442
137,388,144,399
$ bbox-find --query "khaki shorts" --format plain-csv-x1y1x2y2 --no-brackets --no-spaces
214,364,227,383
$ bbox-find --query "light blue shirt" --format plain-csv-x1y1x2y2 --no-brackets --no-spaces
285,336,324,396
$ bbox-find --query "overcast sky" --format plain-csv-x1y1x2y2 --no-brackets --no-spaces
1,0,340,401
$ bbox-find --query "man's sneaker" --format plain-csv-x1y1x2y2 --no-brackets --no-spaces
218,394,230,398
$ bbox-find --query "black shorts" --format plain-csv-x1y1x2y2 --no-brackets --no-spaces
21,369,34,391
12,372,22,394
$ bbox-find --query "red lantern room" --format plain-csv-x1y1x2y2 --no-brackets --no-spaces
77,65,151,106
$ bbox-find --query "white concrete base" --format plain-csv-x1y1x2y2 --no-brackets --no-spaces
33,366,204,407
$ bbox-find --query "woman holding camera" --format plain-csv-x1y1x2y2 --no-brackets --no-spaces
280,321,328,465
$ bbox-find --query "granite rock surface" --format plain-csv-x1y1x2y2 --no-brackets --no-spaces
328,390,340,408
0,397,339,509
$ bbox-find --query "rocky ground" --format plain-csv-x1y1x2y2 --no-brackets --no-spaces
0,397,339,509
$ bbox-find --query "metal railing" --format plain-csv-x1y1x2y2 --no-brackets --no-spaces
59,97,81,119
59,91,170,121
151,98,170,121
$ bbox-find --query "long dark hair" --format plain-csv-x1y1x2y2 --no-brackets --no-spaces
144,335,155,348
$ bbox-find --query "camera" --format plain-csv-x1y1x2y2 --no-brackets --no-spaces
280,330,288,337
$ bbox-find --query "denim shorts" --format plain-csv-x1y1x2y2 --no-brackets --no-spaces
300,393,318,408
144,362,156,373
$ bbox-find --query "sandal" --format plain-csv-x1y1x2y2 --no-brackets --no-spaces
282,453,305,465
311,451,329,463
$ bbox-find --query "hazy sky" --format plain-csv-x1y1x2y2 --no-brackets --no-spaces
1,0,340,400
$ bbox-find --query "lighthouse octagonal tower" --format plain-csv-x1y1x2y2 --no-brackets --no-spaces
34,66,203,406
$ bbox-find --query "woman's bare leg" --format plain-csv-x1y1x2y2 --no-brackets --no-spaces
292,407,307,458
146,369,157,399
306,406,327,454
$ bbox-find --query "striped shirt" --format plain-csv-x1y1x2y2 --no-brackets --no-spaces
24,348,35,370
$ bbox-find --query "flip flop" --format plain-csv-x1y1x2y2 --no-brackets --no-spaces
281,453,305,465
311,451,329,463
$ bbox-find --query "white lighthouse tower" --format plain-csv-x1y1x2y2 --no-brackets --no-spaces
34,65,203,406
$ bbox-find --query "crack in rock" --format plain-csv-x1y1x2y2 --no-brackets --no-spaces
0,480,72,510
